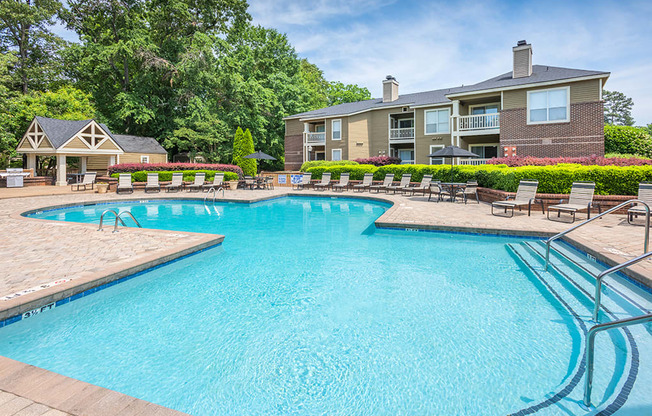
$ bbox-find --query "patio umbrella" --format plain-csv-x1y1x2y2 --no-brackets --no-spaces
427,145,480,182
244,151,277,174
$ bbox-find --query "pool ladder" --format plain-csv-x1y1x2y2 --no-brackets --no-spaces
98,209,142,233
204,186,224,205
541,199,652,408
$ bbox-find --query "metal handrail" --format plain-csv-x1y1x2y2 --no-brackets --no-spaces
113,210,142,233
203,186,224,204
593,250,652,322
583,313,652,408
98,209,126,231
545,199,650,270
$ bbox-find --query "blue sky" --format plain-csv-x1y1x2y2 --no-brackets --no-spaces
53,0,652,124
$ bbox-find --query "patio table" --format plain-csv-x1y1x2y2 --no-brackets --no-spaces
441,182,467,202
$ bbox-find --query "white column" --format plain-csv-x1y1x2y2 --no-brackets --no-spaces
26,154,36,176
80,156,87,173
109,155,116,166
56,155,67,186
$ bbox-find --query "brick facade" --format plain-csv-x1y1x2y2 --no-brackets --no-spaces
284,134,303,170
499,101,604,157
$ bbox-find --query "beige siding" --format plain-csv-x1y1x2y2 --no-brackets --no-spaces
17,139,33,150
325,117,348,160
97,138,121,151
63,137,90,150
368,108,393,157
119,153,167,164
415,106,453,164
347,113,370,160
87,156,111,174
503,79,601,110
285,119,304,136
37,138,54,149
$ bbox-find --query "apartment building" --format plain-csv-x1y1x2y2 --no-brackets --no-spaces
283,41,609,170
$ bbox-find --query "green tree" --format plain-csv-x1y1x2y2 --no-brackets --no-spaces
603,90,634,126
327,81,371,106
231,126,255,176
0,0,66,94
298,59,328,110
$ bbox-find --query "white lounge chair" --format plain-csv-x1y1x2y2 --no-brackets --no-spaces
492,180,542,217
166,173,184,192
186,173,205,192
203,173,225,191
293,173,312,190
405,174,432,196
353,173,374,192
313,172,331,191
332,173,350,192
385,174,411,194
145,173,160,193
370,174,393,193
628,182,652,225
71,172,96,191
116,173,133,194
548,181,600,222
455,180,479,204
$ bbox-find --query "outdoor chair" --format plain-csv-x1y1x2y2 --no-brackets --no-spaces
71,172,96,191
547,181,600,223
166,173,184,192
116,173,133,194
145,173,161,193
627,182,652,225
455,180,479,204
406,174,433,196
293,173,312,190
332,173,350,192
203,173,224,191
386,174,412,194
314,172,332,191
491,180,543,217
370,174,394,193
186,173,206,192
353,173,374,192
263,176,274,190
427,181,444,202
243,176,256,190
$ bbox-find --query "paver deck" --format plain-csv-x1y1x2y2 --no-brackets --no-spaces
0,185,650,415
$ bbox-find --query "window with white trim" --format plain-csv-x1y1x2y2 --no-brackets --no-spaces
425,109,450,134
331,119,341,140
429,145,444,165
528,87,569,123
140,155,150,163
331,149,342,161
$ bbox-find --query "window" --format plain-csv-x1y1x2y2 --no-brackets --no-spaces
471,104,499,115
140,155,150,163
312,151,325,161
398,149,414,164
397,119,414,129
470,145,499,159
315,124,325,133
425,109,450,134
528,87,569,124
331,149,342,161
429,145,444,165
331,119,341,140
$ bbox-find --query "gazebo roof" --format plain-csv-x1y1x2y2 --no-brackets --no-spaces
112,134,167,154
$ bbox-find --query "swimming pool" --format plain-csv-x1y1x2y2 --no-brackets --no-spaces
2,196,651,415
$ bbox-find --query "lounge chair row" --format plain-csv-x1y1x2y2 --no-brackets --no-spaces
116,172,225,194
293,172,479,203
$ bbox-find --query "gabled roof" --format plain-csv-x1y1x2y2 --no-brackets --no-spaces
112,134,167,154
285,65,610,120
446,65,609,96
35,116,93,148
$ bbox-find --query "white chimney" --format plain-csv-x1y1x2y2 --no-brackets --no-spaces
512,40,532,78
382,75,399,102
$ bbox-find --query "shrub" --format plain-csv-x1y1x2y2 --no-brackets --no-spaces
353,156,401,166
487,155,652,167
111,170,239,182
604,125,652,158
305,163,652,195
108,162,243,177
300,160,359,171
231,127,257,177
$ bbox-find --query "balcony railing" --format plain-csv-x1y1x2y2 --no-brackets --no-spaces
459,158,490,165
458,113,500,131
304,132,326,144
389,127,415,141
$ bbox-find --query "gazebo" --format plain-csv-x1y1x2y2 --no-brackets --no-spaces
16,116,167,185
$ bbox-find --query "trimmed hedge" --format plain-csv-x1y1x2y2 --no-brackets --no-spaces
353,156,401,166
487,155,652,166
110,170,239,183
605,125,652,158
108,163,243,177
299,160,358,171
306,163,652,195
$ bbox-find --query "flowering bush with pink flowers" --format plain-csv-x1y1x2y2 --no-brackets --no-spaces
486,155,652,167
108,162,243,177
353,156,401,166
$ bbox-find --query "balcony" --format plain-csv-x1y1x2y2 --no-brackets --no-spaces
389,127,415,142
457,113,499,135
459,158,490,165
304,132,325,144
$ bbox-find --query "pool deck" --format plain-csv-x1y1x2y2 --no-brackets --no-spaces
0,185,650,415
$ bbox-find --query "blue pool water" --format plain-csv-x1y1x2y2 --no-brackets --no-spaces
2,196,651,415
